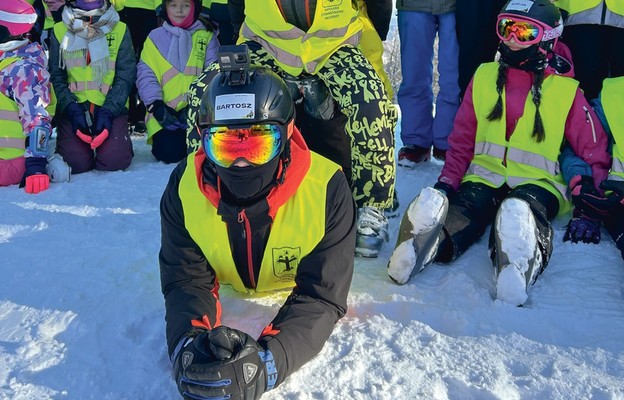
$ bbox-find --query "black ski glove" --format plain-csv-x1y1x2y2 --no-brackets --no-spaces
174,326,269,400
569,175,611,221
148,100,180,128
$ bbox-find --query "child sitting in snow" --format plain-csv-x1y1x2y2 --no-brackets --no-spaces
387,0,611,306
137,0,218,164
49,0,136,174
0,0,58,194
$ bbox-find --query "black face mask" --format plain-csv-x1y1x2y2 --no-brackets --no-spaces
498,42,548,72
215,156,281,201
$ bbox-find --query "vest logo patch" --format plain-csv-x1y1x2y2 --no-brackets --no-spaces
106,32,119,56
272,247,301,280
195,37,208,59
323,0,343,7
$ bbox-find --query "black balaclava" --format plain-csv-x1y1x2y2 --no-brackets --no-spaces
498,42,548,72
214,155,281,202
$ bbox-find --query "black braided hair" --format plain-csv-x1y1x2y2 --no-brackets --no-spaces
487,63,508,121
530,68,546,142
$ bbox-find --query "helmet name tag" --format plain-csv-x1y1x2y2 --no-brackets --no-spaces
215,94,255,121
505,0,534,13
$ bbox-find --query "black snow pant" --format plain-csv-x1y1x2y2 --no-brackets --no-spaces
119,6,158,127
434,182,560,270
604,212,624,261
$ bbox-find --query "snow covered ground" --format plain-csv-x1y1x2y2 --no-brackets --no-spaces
2,123,624,399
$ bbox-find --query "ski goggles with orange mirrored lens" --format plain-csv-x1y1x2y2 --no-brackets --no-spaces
496,17,543,45
202,124,285,168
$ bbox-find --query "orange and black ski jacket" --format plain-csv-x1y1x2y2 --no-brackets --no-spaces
158,128,356,388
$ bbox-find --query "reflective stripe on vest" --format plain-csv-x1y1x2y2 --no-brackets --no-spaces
141,30,212,142
241,0,362,76
178,151,339,294
554,0,624,15
53,22,126,106
601,77,624,181
465,62,578,212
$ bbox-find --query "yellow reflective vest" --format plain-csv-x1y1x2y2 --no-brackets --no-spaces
53,21,127,107
554,0,624,16
178,151,340,294
240,0,363,76
0,56,56,161
140,29,214,143
601,77,624,181
464,62,578,213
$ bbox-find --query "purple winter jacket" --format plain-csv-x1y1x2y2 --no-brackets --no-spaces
136,21,219,108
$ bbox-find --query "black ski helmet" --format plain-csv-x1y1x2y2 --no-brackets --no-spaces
198,66,295,129
498,0,563,51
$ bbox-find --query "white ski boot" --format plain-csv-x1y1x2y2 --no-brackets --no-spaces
388,187,448,284
493,198,543,306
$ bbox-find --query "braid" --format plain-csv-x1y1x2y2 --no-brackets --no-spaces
531,69,546,142
487,63,507,121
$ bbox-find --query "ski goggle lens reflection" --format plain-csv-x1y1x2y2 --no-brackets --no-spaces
202,124,283,167
497,17,543,44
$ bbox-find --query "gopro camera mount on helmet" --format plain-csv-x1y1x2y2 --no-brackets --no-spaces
217,44,251,86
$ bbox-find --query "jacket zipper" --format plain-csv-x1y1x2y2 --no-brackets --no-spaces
238,209,256,289
583,105,597,143
601,1,607,25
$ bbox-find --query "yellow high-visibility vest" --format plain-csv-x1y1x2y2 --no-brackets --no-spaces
465,62,578,213
179,151,339,294
554,0,624,16
601,77,624,181
53,21,127,107
240,0,363,76
140,29,214,142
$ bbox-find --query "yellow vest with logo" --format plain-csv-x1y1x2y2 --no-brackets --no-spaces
178,152,339,294
601,77,624,181
0,56,57,160
53,21,127,107
465,62,578,213
141,29,213,143
554,0,624,16
240,0,363,76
